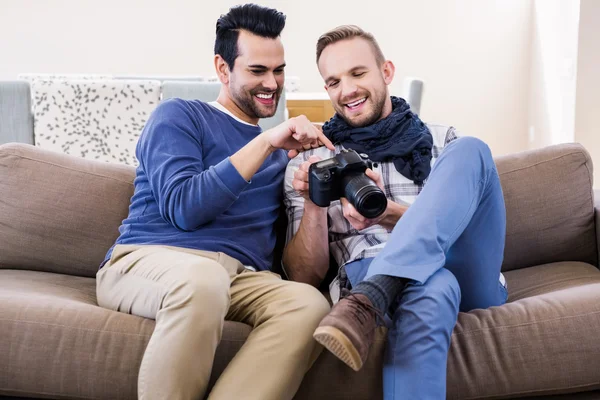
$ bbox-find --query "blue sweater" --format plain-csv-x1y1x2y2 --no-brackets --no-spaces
102,99,288,270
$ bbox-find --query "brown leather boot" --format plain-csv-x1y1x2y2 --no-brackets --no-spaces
313,293,382,371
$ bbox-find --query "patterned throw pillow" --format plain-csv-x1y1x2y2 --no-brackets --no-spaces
31,79,161,166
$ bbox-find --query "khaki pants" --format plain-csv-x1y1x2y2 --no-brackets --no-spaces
96,245,330,400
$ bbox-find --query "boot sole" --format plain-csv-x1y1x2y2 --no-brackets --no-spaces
313,326,363,371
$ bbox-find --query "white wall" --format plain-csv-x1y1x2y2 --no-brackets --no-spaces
0,0,533,156
575,0,600,188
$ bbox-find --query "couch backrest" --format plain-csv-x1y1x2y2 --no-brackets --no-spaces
0,142,596,278
497,143,597,271
161,80,287,131
0,143,134,277
0,81,33,145
0,78,289,147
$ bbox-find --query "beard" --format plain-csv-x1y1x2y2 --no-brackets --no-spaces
336,88,387,128
230,83,282,119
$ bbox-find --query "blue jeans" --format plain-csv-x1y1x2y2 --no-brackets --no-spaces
344,137,508,400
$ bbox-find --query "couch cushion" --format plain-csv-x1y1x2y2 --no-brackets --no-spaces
0,143,135,277
294,327,386,400
496,143,597,272
0,268,388,400
505,261,600,302
447,262,600,399
2,264,599,400
0,270,251,400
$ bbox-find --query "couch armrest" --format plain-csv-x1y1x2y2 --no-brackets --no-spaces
594,189,600,267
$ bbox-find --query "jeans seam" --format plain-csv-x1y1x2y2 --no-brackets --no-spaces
387,286,410,397
390,310,399,397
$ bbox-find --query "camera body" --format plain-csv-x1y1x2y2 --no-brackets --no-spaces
308,149,387,218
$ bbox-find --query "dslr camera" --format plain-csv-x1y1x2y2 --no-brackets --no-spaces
308,149,387,218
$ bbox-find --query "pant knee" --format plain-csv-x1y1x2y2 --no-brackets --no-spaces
453,136,490,155
167,261,231,316
452,136,494,168
278,282,330,326
415,268,460,305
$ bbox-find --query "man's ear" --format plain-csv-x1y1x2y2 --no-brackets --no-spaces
382,60,395,85
214,54,230,85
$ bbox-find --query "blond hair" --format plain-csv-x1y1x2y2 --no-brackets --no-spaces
316,25,385,64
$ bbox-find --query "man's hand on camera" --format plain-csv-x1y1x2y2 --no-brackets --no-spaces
365,168,385,191
341,198,389,231
341,168,386,230
341,168,408,231
292,155,322,201
264,115,334,158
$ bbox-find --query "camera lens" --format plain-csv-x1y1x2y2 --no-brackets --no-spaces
342,173,387,219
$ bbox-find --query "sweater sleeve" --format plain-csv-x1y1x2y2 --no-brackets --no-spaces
137,99,249,231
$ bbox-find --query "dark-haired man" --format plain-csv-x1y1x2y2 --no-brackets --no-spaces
283,25,507,399
96,4,333,400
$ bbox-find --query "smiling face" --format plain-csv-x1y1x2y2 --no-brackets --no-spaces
318,37,395,128
216,29,285,124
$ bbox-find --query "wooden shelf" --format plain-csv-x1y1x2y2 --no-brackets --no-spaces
287,99,336,123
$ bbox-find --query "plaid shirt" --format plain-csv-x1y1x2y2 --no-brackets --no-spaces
284,124,459,270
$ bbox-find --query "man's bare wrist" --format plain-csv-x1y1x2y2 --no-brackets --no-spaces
259,132,276,154
381,201,406,231
304,199,328,214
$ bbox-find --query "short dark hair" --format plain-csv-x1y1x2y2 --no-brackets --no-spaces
215,4,286,70
316,25,385,65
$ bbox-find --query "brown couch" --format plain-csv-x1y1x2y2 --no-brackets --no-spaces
1,142,600,400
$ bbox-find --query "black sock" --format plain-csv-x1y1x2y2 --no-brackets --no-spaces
352,274,408,315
